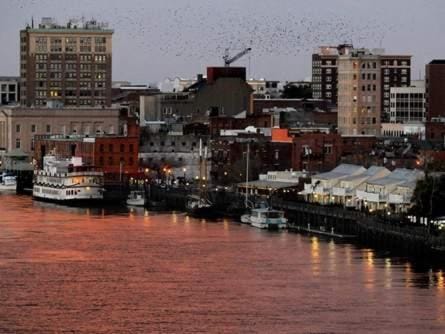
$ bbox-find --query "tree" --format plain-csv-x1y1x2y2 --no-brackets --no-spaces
411,175,445,217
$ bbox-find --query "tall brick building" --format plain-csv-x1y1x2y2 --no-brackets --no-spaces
20,18,113,107
312,44,411,121
425,60,445,143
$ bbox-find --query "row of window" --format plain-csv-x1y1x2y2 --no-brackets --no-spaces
391,93,424,99
99,143,135,153
34,98,106,106
16,124,51,133
390,102,424,108
34,54,108,62
98,156,134,166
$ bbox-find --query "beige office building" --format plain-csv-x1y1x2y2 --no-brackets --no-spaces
0,107,121,154
338,49,382,136
20,18,113,108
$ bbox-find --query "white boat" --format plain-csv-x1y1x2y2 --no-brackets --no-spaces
0,175,17,193
186,194,218,218
33,155,104,203
242,208,287,230
126,190,146,207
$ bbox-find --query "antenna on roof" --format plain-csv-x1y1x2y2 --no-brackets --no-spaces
31,16,34,28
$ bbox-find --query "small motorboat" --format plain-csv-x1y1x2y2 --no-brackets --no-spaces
126,190,146,207
0,175,17,193
243,207,287,230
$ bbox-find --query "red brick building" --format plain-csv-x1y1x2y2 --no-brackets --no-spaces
341,136,377,156
210,134,292,183
272,128,343,173
34,120,140,182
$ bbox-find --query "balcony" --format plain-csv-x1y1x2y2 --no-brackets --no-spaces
356,190,385,203
388,193,411,204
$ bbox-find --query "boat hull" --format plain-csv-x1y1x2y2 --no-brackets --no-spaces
0,184,17,193
186,206,221,219
250,221,287,230
126,200,145,207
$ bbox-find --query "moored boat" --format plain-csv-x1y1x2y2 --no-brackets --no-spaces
33,155,104,203
185,194,219,218
126,190,146,207
0,174,17,193
243,207,287,230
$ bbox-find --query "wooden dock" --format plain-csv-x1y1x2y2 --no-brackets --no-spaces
272,198,445,258
289,224,356,239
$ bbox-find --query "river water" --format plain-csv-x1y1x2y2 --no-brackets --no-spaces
0,194,444,333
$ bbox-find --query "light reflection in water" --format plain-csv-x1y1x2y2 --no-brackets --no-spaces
311,237,320,277
384,258,392,289
364,249,375,290
405,262,413,288
438,270,444,294
0,195,445,333
328,240,337,273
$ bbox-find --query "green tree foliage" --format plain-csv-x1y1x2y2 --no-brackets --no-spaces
411,175,445,217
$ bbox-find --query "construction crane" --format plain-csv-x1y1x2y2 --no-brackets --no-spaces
223,47,252,67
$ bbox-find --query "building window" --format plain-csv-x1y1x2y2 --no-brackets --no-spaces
108,156,113,165
109,144,113,152
323,145,333,154
31,124,36,133
120,144,125,153
129,144,134,153
16,124,20,133
15,138,20,149
46,124,51,133
99,144,104,153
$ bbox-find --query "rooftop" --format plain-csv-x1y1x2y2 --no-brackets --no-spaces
0,76,20,82
430,60,445,65
24,17,113,33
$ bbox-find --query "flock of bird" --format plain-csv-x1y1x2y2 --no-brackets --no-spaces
106,2,395,62
12,0,400,77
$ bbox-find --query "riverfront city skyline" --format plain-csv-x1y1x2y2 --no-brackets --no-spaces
1,0,445,82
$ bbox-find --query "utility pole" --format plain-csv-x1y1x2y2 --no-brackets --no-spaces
245,142,250,208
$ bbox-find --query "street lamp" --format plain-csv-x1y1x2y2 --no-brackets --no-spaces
182,167,187,180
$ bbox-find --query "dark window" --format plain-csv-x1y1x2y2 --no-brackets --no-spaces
109,144,113,152
99,144,104,153
129,144,134,152
120,144,125,153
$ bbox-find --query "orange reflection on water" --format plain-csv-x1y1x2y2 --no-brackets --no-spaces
405,262,413,288
328,240,337,273
311,237,320,277
384,258,392,289
363,249,375,290
438,270,444,294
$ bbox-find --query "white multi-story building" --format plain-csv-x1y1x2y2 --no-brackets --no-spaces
389,80,425,123
0,77,19,105
356,168,424,212
302,165,424,213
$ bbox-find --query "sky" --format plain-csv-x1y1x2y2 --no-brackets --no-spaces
1,0,444,84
